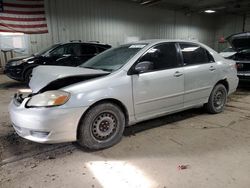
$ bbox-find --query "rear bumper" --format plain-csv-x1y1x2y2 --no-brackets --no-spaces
9,99,87,143
237,71,250,81
227,74,239,95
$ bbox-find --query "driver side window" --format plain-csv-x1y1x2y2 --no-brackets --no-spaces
138,43,180,71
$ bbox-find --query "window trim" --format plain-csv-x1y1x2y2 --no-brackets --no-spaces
177,42,215,67
128,42,183,75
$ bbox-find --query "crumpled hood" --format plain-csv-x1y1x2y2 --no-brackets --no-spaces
227,32,250,51
29,66,109,93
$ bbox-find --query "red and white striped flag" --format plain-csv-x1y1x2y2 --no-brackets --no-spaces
0,0,48,34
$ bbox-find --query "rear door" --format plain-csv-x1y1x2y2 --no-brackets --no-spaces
178,42,219,107
131,43,184,121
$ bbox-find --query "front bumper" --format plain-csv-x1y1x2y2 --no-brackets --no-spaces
4,66,23,81
9,98,87,143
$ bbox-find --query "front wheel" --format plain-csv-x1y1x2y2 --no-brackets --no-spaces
205,84,227,114
24,69,33,84
77,102,125,150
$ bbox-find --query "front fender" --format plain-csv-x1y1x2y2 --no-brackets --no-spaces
61,71,135,122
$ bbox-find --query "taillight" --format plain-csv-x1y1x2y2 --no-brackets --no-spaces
236,63,244,70
235,63,238,70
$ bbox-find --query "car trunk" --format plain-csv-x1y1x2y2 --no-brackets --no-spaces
227,32,250,52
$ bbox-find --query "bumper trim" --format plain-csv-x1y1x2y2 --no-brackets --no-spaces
238,73,250,76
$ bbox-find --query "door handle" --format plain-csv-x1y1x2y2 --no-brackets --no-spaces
174,71,183,77
209,66,216,71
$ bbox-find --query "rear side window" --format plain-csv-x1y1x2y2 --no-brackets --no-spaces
179,43,213,66
138,43,180,71
97,46,108,53
81,44,97,55
64,44,81,56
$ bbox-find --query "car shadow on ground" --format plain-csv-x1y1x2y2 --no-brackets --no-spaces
0,132,73,166
238,81,250,91
123,108,204,137
0,81,27,90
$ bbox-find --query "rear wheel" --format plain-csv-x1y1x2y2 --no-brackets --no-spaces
77,102,125,150
205,84,227,114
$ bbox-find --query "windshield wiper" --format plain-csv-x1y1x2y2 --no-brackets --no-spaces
81,66,97,70
82,66,112,72
98,68,113,72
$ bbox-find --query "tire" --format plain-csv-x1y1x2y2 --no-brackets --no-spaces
205,84,227,114
77,102,125,150
24,68,33,84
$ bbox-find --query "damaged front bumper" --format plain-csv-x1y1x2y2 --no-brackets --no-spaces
9,93,87,143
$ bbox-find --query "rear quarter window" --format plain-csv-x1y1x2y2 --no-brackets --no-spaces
81,44,97,55
97,46,109,53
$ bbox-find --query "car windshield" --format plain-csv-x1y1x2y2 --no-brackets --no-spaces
35,44,60,56
80,43,147,72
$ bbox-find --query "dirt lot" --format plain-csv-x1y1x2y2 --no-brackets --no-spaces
1,75,250,188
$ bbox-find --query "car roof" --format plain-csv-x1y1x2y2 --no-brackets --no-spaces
59,41,111,47
130,39,204,45
126,39,216,53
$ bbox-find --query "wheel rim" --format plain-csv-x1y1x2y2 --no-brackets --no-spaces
91,112,117,141
213,89,226,110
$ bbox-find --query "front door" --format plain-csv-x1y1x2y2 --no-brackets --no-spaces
131,43,184,121
44,44,76,66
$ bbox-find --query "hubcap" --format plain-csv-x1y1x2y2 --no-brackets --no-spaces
213,89,225,109
92,112,117,141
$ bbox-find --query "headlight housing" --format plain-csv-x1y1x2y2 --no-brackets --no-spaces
27,90,70,107
9,60,23,66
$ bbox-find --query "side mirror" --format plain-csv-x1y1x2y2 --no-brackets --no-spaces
134,61,154,74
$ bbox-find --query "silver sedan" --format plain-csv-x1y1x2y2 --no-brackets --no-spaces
9,40,239,150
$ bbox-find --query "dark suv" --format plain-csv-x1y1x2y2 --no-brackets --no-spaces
4,41,111,83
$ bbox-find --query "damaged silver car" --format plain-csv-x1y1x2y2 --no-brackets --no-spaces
9,40,239,150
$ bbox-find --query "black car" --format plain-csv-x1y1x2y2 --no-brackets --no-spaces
4,41,111,83
226,32,250,81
